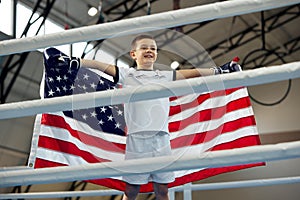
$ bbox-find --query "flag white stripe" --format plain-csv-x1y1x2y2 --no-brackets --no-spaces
174,168,205,177
28,114,43,167
172,88,249,106
46,112,126,144
36,147,89,166
170,93,200,106
169,88,249,122
170,106,254,139
40,125,125,161
171,125,258,156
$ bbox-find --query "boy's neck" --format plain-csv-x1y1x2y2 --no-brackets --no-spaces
136,65,154,71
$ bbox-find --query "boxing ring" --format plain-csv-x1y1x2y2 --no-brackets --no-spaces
1,0,300,199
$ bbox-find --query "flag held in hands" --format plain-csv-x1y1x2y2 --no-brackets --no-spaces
28,47,264,192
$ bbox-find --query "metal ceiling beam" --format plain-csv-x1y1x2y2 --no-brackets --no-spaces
242,35,300,68
208,5,300,60
104,0,158,21
64,181,87,200
10,185,32,199
83,4,300,70
172,5,300,68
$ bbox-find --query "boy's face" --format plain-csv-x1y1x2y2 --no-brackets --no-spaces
130,38,158,69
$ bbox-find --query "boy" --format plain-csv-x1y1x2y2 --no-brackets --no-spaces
64,34,240,200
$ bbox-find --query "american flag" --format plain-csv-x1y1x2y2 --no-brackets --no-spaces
28,47,263,192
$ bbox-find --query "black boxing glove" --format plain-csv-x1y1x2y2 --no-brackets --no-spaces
213,57,241,74
44,47,81,69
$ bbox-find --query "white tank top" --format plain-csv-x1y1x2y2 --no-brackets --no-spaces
118,67,175,134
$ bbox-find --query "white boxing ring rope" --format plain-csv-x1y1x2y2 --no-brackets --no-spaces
1,61,300,120
0,0,299,56
0,0,300,199
1,140,300,188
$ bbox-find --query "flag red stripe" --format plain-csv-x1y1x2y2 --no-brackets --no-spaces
211,135,262,151
169,97,252,132
169,87,240,102
42,114,126,153
34,158,127,191
170,116,256,149
38,136,111,163
167,163,264,192
89,179,126,192
169,88,241,115
35,158,67,168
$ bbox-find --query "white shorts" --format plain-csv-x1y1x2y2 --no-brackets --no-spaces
122,131,175,185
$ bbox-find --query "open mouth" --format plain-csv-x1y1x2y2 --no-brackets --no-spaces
144,54,153,58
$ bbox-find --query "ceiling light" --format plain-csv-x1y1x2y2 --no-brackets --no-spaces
88,7,98,17
170,61,180,70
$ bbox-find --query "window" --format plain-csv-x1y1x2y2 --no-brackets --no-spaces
0,0,13,35
0,1,130,66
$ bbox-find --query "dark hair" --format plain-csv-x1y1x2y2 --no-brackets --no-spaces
131,34,155,50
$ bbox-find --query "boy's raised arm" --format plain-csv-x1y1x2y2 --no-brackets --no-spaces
176,57,241,80
44,47,118,78
176,68,214,80
81,59,117,78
